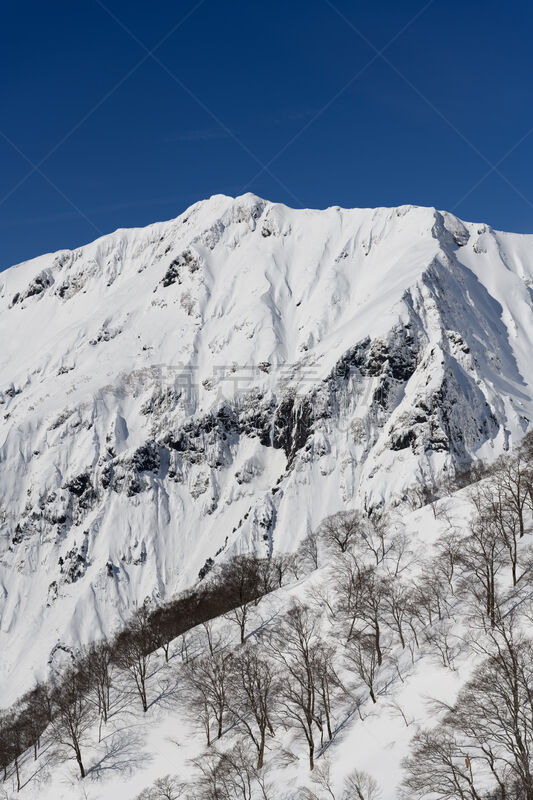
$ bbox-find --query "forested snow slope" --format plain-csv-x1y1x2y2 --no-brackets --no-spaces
6,483,533,800
0,193,532,702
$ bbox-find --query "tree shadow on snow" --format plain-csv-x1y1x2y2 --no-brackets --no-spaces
148,675,180,711
86,728,152,781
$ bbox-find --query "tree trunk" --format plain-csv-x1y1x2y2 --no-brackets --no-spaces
76,751,85,779
257,733,265,770
375,618,383,666
322,678,332,740
397,621,405,649
140,677,148,712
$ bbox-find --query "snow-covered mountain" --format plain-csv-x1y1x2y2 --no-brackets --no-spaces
1,193,533,703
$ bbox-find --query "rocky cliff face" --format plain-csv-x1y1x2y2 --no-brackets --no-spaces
0,193,532,701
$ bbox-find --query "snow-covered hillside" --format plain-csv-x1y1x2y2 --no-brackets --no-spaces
4,473,533,800
1,193,533,703
5,496,469,800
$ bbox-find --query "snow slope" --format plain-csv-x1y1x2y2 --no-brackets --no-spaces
2,490,501,800
1,193,533,702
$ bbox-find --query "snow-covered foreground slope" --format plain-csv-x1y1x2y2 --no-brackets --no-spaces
1,193,533,701
3,496,475,800
6,479,532,800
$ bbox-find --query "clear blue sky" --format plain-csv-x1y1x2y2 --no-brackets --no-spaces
2,0,533,268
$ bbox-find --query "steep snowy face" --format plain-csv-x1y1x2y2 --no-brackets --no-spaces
0,193,532,701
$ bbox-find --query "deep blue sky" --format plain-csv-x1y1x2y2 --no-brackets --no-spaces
2,0,533,268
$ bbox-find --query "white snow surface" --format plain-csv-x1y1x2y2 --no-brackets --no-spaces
4,493,489,800
0,193,533,703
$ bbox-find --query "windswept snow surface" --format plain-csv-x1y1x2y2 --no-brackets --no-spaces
0,194,532,702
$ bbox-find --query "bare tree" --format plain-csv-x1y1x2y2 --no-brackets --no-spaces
220,743,268,800
151,608,173,663
192,743,272,800
300,758,337,799
446,632,533,798
192,748,226,800
344,633,381,704
358,513,398,570
80,642,113,736
183,651,233,744
50,668,96,779
18,683,51,760
433,530,464,593
0,713,26,791
29,680,54,724
422,618,459,671
136,775,188,800
221,556,264,644
352,568,388,666
269,554,296,588
471,476,528,586
333,558,391,665
179,630,190,664
270,604,325,770
298,530,321,571
201,619,223,658
229,645,278,768
113,604,156,712
459,512,506,627
404,610,533,800
383,578,411,650
298,761,381,800
306,582,337,621
313,643,343,744
0,715,14,782
320,511,362,554
405,481,441,516
488,455,532,539
343,769,381,800
402,728,483,800
332,556,367,642
412,567,449,628
183,675,213,748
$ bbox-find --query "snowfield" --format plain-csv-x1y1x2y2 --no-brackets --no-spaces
1,494,482,800
0,193,532,757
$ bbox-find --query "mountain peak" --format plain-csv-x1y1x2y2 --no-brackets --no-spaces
1,196,533,701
